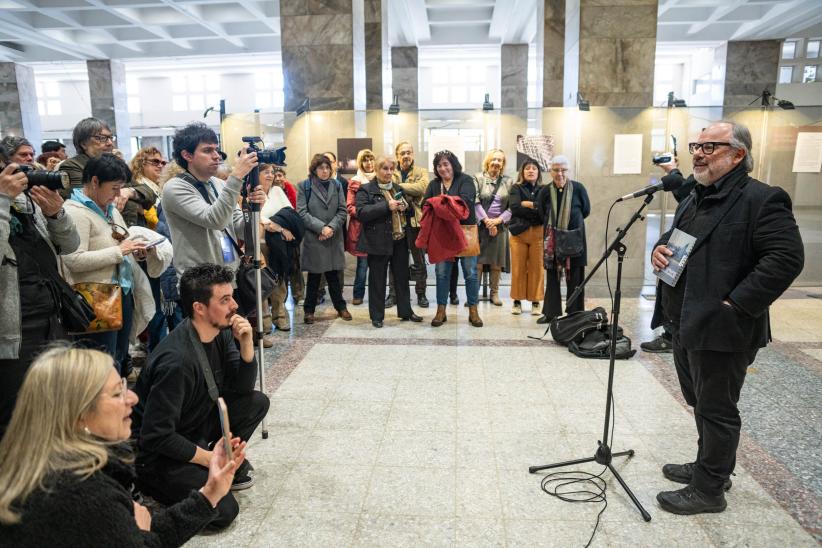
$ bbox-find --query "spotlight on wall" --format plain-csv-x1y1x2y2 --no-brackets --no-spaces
667,91,687,108
751,89,795,110
482,93,494,111
296,97,310,117
388,94,400,115
576,92,590,111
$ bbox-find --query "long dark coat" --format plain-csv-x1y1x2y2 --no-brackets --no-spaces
296,178,347,273
651,166,804,352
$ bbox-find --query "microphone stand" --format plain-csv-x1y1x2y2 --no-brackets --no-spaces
529,193,654,523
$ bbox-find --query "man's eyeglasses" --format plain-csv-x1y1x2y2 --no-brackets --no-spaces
145,159,167,167
551,168,569,173
688,142,731,155
91,134,116,144
109,222,130,242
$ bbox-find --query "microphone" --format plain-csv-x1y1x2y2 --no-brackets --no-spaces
617,177,683,202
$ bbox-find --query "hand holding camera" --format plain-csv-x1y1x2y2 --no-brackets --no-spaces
0,164,28,199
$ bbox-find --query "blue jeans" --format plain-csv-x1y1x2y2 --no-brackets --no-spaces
435,257,478,306
353,256,368,299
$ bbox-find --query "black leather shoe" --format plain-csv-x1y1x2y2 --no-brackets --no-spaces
449,295,459,305
385,295,396,308
656,485,727,515
372,320,383,328
417,295,429,308
401,313,423,322
536,315,550,325
662,462,732,491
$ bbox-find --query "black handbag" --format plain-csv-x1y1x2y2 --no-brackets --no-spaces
46,265,96,333
555,227,584,258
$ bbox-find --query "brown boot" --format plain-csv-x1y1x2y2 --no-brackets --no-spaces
431,305,447,327
468,305,483,327
489,268,502,306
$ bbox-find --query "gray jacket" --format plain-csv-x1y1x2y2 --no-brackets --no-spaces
296,178,347,273
161,174,246,279
1,194,80,359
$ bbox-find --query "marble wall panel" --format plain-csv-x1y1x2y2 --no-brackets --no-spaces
365,20,383,109
502,44,528,110
364,0,381,23
0,63,41,144
579,5,657,39
283,45,355,111
308,0,353,15
723,40,780,107
87,60,131,157
392,47,418,109
281,14,353,46
543,0,565,107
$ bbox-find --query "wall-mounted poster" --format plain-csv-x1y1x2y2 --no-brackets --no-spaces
337,138,373,175
516,135,554,171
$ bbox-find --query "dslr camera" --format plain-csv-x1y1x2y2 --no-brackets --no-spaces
242,136,286,166
18,164,70,192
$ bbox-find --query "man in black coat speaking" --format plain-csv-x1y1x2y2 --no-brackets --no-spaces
650,121,804,515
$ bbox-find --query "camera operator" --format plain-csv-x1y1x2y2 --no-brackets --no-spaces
0,147,80,440
162,123,266,281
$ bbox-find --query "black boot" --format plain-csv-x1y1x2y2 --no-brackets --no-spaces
417,294,429,308
662,462,732,491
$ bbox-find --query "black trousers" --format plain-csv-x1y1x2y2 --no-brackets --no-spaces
406,226,427,296
449,262,459,299
542,265,585,319
0,320,62,441
304,270,346,314
136,390,269,530
672,331,756,496
368,237,413,322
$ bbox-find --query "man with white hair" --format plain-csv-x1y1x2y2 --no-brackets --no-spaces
650,121,803,515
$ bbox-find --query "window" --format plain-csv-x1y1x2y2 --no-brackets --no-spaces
254,71,284,111
779,66,794,84
126,76,140,113
171,73,220,112
36,80,62,116
782,41,797,60
808,40,820,59
804,65,817,83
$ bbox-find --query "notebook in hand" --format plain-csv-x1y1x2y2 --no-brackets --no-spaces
655,228,697,287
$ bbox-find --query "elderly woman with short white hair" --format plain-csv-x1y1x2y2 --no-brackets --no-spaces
536,155,591,324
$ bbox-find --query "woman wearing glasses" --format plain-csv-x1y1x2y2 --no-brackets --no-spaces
0,346,244,545
59,117,117,194
535,155,590,324
63,153,156,378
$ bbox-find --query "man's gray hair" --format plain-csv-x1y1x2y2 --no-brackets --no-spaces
551,155,570,167
72,117,110,155
717,120,753,173
0,135,32,155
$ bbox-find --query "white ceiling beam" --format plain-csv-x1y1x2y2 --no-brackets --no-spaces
390,0,430,46
729,0,822,41
686,0,748,35
0,18,106,60
489,0,535,43
158,0,245,48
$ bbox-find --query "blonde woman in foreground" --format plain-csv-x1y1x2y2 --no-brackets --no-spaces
0,346,245,547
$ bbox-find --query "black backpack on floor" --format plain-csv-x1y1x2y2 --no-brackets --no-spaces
549,307,609,345
568,327,636,360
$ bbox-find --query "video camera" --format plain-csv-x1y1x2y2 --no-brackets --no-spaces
240,136,287,211
652,135,677,165
18,164,70,192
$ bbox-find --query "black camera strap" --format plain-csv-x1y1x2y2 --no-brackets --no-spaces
178,171,244,259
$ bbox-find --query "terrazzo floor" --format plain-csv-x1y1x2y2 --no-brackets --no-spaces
185,286,821,548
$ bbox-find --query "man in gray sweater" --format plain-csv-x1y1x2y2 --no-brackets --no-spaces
162,123,265,279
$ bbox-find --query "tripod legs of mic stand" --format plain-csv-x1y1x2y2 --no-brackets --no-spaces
528,445,652,522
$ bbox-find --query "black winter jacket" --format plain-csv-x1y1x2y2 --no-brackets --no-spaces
0,447,216,547
355,180,402,256
651,164,804,352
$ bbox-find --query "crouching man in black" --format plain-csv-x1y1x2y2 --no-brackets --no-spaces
131,263,270,530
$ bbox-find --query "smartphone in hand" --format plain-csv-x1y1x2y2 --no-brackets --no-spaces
217,397,233,461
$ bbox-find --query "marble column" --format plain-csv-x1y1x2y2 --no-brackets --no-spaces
0,62,42,147
723,40,780,107
501,44,528,110
364,0,383,109
543,0,565,107
565,0,658,107
280,0,358,111
87,60,131,157
391,46,418,110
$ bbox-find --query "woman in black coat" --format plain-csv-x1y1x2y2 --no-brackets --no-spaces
355,156,422,328
536,155,591,323
0,347,244,547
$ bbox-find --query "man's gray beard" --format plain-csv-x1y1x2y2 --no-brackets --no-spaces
694,171,710,186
